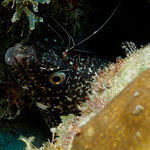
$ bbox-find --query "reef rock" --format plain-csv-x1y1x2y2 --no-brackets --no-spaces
72,68,150,150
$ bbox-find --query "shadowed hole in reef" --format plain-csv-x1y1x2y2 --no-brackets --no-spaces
0,105,51,150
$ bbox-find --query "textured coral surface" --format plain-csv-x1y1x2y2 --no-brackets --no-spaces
72,68,150,150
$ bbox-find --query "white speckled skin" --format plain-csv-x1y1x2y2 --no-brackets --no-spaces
5,42,106,127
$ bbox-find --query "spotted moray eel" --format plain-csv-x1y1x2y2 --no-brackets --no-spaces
5,42,106,127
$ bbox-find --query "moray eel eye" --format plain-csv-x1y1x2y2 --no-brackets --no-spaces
49,72,66,85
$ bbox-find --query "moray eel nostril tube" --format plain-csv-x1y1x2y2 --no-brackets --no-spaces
5,42,106,127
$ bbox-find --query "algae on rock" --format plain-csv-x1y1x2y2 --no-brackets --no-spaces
1,0,50,30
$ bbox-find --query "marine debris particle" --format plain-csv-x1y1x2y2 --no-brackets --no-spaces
133,91,140,96
132,104,144,115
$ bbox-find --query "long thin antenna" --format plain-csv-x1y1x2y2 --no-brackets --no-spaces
50,16,71,48
73,17,78,39
72,49,94,53
48,24,64,41
69,35,75,50
74,0,122,47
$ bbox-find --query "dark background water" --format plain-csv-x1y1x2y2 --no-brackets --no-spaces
27,0,150,62
0,0,150,149
0,106,51,150
86,0,150,61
